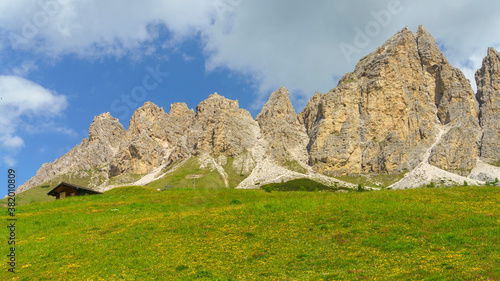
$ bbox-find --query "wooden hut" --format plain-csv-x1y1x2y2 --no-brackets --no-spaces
47,182,102,199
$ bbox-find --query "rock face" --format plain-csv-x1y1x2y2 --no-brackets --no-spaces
417,27,481,175
186,93,259,157
256,87,309,164
110,102,195,176
110,102,168,176
298,91,322,136
304,26,480,176
17,113,126,193
17,26,500,193
476,47,500,166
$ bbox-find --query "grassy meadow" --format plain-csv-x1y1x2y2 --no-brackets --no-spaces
2,185,499,280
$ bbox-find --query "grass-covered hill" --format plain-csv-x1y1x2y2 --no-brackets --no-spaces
2,185,499,280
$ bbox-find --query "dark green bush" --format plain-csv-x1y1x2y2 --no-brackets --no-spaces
262,185,273,193
260,178,335,192
230,199,242,205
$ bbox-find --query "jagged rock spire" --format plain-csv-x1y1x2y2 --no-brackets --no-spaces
476,47,500,164
256,87,309,163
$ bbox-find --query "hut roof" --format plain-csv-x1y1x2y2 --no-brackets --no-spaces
47,182,103,196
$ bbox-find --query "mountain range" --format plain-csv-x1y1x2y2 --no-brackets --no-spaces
18,25,500,193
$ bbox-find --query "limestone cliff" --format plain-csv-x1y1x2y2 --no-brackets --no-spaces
256,87,309,164
17,26,500,193
186,93,259,157
419,26,481,175
476,47,500,166
298,91,322,137
109,102,195,176
305,26,480,176
17,113,126,193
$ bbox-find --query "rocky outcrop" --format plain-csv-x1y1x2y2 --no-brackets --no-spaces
256,87,309,163
186,93,260,157
298,91,322,137
110,131,166,176
162,103,196,162
476,47,500,166
127,101,167,140
17,26,500,193
419,25,481,175
85,113,129,167
416,27,479,125
166,103,196,143
305,26,481,176
127,101,195,144
306,26,437,176
110,102,195,176
17,113,126,192
428,124,481,175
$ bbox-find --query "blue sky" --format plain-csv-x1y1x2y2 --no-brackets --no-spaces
1,0,499,194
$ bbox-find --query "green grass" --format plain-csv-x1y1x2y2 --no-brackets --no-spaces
0,185,55,207
33,168,108,192
223,157,251,188
147,156,251,190
108,173,143,185
339,78,357,85
146,157,226,190
260,178,344,192
337,173,406,188
2,186,499,280
282,160,308,174
0,168,108,207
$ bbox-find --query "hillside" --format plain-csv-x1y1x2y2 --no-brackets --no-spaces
2,186,499,280
17,26,500,194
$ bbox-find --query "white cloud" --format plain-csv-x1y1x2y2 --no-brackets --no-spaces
0,75,66,115
0,75,68,165
0,0,499,107
181,53,195,62
0,0,216,58
3,156,16,167
203,0,500,104
12,60,38,76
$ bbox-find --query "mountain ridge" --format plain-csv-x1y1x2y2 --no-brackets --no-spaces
17,26,500,193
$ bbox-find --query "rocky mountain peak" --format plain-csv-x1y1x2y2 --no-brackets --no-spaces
475,47,500,164
127,101,167,137
416,25,448,69
476,47,500,96
256,87,309,163
186,94,258,157
488,47,499,56
306,26,481,176
18,112,127,193
168,102,193,118
298,92,323,136
110,101,197,177
93,112,114,121
89,112,126,144
196,92,242,116
256,87,297,125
